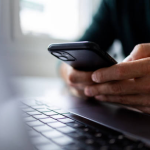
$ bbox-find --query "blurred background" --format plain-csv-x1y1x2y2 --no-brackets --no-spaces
0,0,106,77
0,0,124,97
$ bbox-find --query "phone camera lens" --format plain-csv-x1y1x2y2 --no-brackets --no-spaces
51,52,62,57
59,56,68,61
63,53,70,57
62,52,76,61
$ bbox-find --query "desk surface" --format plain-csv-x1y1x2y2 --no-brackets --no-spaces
13,77,64,98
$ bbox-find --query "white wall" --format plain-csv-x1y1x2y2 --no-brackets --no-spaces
0,0,101,77
0,0,67,77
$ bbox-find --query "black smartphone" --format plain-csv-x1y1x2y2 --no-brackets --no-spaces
48,41,117,71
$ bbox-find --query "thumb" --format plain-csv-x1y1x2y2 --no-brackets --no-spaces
123,55,132,62
123,43,150,62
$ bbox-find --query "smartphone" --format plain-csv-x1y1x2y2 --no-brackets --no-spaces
48,41,117,71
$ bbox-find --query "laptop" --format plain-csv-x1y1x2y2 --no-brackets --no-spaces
1,51,150,150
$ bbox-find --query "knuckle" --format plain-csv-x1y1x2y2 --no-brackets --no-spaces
132,44,145,58
134,44,145,52
90,85,99,96
131,44,148,60
144,58,150,73
110,83,122,94
116,65,126,79
96,87,101,95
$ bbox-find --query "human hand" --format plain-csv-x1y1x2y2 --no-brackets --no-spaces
84,44,150,113
60,63,95,98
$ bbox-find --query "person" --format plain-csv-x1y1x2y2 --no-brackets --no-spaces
60,0,150,114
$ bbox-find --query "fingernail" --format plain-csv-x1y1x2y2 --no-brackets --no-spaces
85,87,93,96
92,73,98,82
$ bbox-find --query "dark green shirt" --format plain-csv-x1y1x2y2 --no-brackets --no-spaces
80,0,150,57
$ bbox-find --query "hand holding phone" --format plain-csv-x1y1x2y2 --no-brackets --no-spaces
48,41,117,98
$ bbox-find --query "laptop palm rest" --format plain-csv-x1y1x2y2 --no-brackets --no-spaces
49,95,150,143
69,103,150,142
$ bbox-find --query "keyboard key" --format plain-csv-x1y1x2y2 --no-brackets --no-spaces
95,133,103,138
59,118,74,123
24,100,149,150
26,126,32,131
34,125,53,132
78,127,96,137
99,146,109,150
96,138,107,146
40,118,57,123
118,137,134,146
36,108,51,112
83,128,90,132
42,130,64,139
85,139,94,145
57,126,75,134
52,136,73,146
27,120,44,127
135,142,145,149
117,135,124,140
23,108,35,112
31,136,52,145
48,122,66,128
51,115,66,119
109,138,116,144
34,115,49,119
24,116,36,122
23,100,37,106
20,105,29,109
79,136,99,147
27,111,42,115
45,103,53,107
67,132,83,138
31,106,46,109
110,145,123,150
22,113,30,118
78,136,90,145
54,110,70,114
29,130,41,137
43,111,58,116
64,144,83,150
36,143,61,150
67,122,85,128
48,106,61,110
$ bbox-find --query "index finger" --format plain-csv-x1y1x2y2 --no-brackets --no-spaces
92,57,150,83
68,68,93,84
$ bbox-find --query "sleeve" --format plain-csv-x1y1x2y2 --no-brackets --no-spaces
79,0,116,52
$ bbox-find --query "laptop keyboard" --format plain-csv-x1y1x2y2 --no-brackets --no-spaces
21,99,150,150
